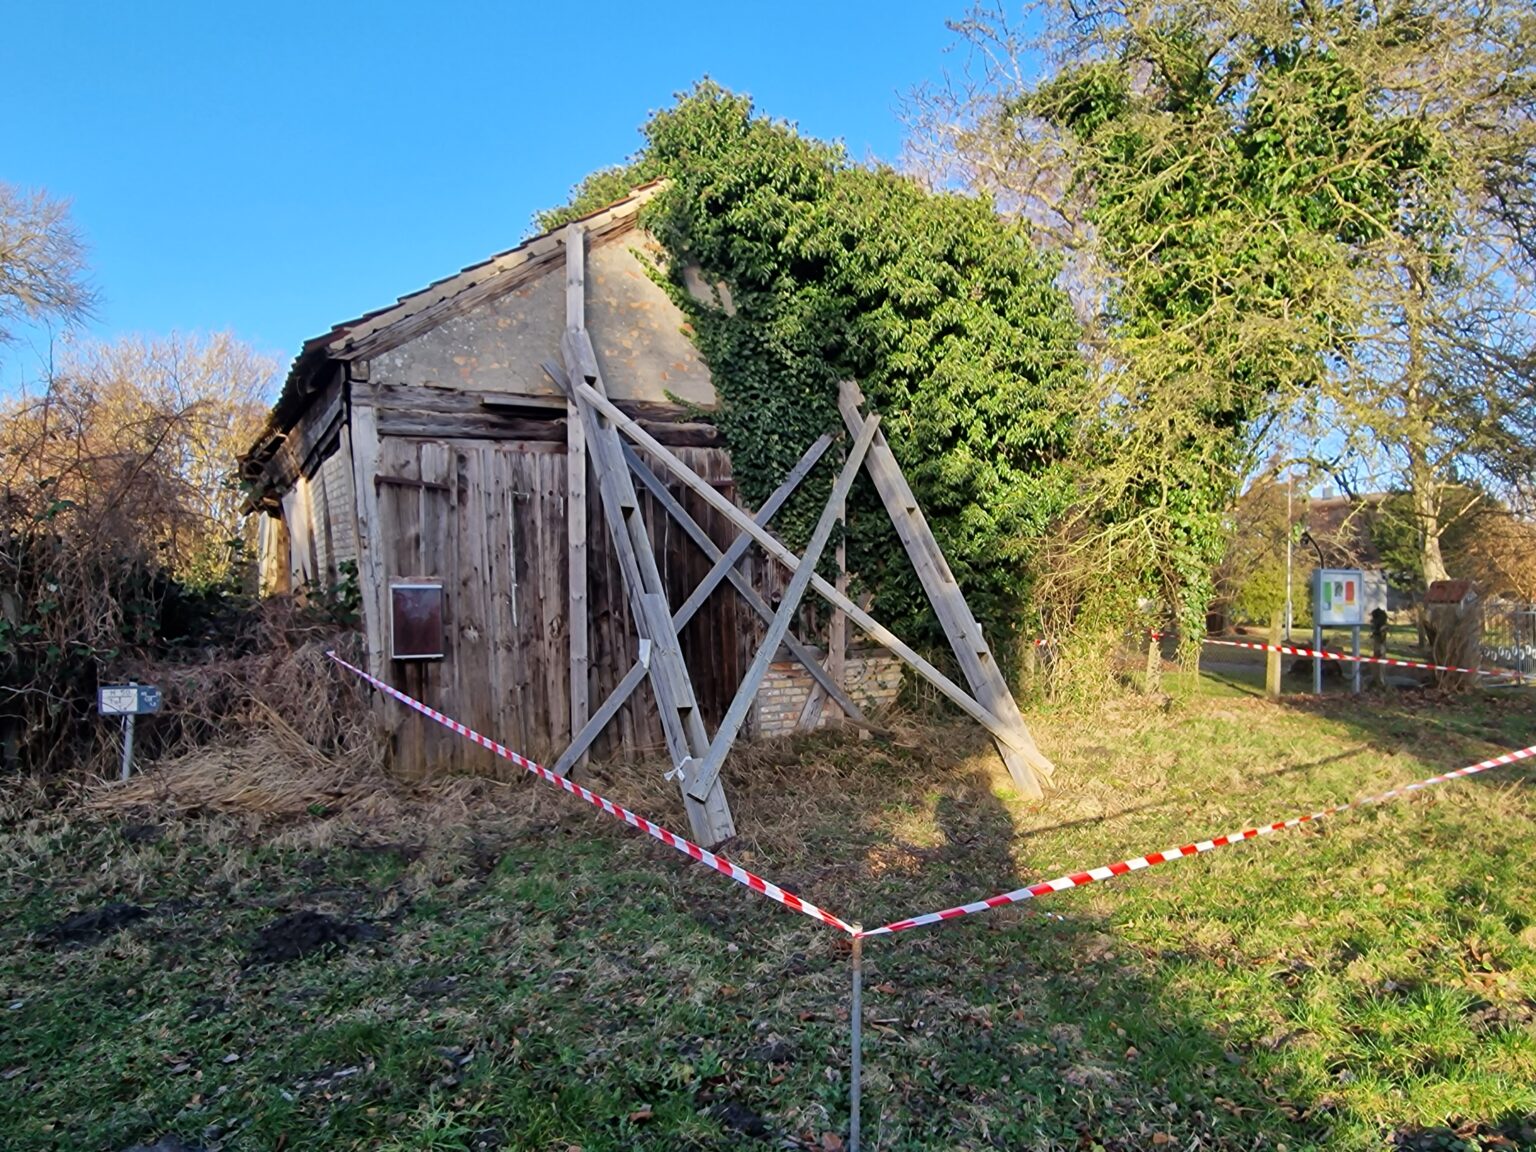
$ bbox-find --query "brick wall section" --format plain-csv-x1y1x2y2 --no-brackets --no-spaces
750,648,903,737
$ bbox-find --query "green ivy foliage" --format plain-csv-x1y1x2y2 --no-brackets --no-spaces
545,83,1087,652
1019,14,1446,645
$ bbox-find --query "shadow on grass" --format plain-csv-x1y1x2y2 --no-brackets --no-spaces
832,763,1336,1151
810,690,1536,1151
1023,743,1374,838
1200,648,1536,795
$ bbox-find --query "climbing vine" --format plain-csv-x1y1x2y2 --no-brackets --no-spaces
542,83,1087,655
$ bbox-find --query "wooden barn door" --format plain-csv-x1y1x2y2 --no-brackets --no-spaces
372,435,752,777
373,440,460,777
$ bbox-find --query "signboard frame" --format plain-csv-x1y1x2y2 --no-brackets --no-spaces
1313,568,1365,628
97,684,162,716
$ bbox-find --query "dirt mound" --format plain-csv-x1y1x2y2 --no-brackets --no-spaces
246,909,385,965
43,902,149,946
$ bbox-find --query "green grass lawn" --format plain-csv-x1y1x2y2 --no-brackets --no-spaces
3,678,1535,1151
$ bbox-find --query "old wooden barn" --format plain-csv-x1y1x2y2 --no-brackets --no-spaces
243,185,1054,845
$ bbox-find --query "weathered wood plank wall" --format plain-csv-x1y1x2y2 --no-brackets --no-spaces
364,428,753,778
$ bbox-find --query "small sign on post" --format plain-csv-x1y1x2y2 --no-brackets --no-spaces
98,683,161,781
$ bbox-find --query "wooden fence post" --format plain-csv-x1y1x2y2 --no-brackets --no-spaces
1266,611,1283,700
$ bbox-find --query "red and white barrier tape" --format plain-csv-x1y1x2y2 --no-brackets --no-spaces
858,742,1536,936
325,652,859,936
1203,637,1514,678
328,651,1532,943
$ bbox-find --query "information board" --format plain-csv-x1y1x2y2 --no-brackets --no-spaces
1313,569,1365,627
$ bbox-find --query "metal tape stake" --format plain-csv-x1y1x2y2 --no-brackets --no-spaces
850,930,863,1152
120,712,135,782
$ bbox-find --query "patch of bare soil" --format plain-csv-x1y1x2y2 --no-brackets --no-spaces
245,909,385,965
42,902,149,946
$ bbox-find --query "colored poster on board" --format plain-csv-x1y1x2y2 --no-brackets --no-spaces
1313,569,1365,626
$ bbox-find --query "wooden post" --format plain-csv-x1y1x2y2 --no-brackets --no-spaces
564,224,590,766
1266,610,1283,700
687,414,880,803
347,398,388,684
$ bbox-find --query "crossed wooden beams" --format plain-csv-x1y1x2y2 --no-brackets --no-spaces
550,224,1054,846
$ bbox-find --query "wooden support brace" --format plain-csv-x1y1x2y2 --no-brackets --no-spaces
572,380,1031,759
546,429,836,774
622,442,880,734
686,412,882,801
836,381,1053,795
563,224,590,769
555,347,736,844
551,640,649,777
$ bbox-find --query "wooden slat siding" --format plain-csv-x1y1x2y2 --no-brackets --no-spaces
510,447,542,757
351,424,765,779
593,487,634,755
487,445,520,770
417,442,459,774
836,382,1054,795
489,446,524,767
377,440,421,776
539,449,570,764
453,442,497,777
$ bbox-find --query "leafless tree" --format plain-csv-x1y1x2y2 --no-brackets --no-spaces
0,183,98,354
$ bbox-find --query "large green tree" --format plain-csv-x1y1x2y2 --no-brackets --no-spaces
542,83,1088,653
909,0,1536,631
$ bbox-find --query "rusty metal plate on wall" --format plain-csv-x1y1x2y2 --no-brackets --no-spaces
390,582,445,660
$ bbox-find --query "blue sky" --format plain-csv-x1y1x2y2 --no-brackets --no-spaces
2,1,963,392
